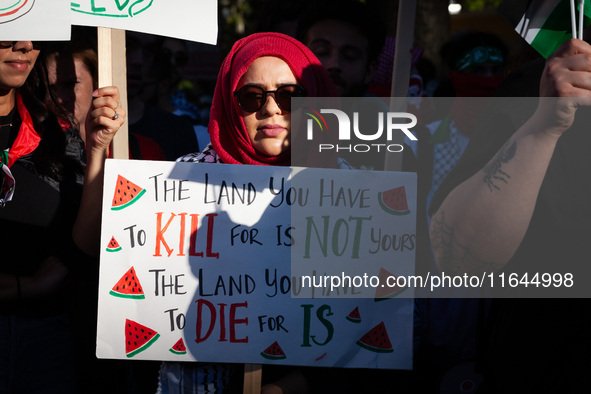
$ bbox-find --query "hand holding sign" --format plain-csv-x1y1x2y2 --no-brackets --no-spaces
85,86,125,155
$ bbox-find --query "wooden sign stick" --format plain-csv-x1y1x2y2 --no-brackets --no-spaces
97,27,129,160
243,364,262,394
384,0,417,172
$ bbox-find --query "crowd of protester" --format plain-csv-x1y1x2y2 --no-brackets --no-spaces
1,0,588,393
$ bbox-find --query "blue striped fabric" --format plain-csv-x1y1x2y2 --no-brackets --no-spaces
157,362,234,394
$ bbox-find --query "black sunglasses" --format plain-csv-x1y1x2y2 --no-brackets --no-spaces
0,41,42,50
233,84,308,113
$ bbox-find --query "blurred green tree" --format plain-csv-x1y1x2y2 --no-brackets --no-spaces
463,0,503,12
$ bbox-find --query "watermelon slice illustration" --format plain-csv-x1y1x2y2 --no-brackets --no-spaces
111,175,146,211
346,307,361,323
169,338,187,355
125,319,160,358
356,322,394,354
106,236,122,252
109,267,145,300
378,186,410,216
374,267,408,301
260,341,286,361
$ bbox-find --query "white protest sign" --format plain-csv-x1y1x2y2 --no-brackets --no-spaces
0,0,71,40
97,159,415,369
71,0,217,44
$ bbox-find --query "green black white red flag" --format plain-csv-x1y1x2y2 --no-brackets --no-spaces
499,0,591,58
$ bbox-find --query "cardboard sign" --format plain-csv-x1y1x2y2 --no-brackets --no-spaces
0,0,71,40
97,159,415,369
71,0,217,44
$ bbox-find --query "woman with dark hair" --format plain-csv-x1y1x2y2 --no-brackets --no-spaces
0,40,124,392
45,34,166,160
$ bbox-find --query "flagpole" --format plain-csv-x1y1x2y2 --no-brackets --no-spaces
97,27,129,160
243,364,262,394
571,0,577,38
579,0,585,39
384,0,417,172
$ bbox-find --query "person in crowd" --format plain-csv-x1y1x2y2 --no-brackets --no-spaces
158,37,202,123
159,37,212,152
126,31,200,160
295,0,387,171
366,36,424,99
296,0,385,99
45,31,166,161
0,39,123,392
405,31,507,392
157,32,341,394
365,36,433,128
42,31,165,392
410,32,507,229
160,37,189,113
429,36,591,392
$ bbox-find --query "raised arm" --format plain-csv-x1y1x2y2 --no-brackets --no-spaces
73,86,126,256
430,39,591,275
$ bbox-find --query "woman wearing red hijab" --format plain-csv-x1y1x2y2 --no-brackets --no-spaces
177,32,338,167
157,33,339,394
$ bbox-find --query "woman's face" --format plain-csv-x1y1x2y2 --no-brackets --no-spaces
237,56,298,157
47,55,95,141
0,41,39,92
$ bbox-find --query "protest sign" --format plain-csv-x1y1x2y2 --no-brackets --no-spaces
97,159,415,369
71,0,217,44
0,0,71,40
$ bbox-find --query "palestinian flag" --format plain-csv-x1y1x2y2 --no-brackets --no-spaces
0,94,42,204
499,0,591,58
0,150,15,204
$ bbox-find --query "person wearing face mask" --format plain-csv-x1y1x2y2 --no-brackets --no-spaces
409,32,508,229
443,32,507,140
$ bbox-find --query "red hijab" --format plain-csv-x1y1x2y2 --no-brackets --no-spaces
208,32,338,166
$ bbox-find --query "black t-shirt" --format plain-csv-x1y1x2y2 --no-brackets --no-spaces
0,111,91,316
427,59,591,391
0,106,18,152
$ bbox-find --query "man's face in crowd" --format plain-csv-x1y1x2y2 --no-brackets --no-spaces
162,38,188,85
305,19,374,97
125,32,159,98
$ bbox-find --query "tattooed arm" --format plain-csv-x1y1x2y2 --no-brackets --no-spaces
430,39,591,275
430,128,559,274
